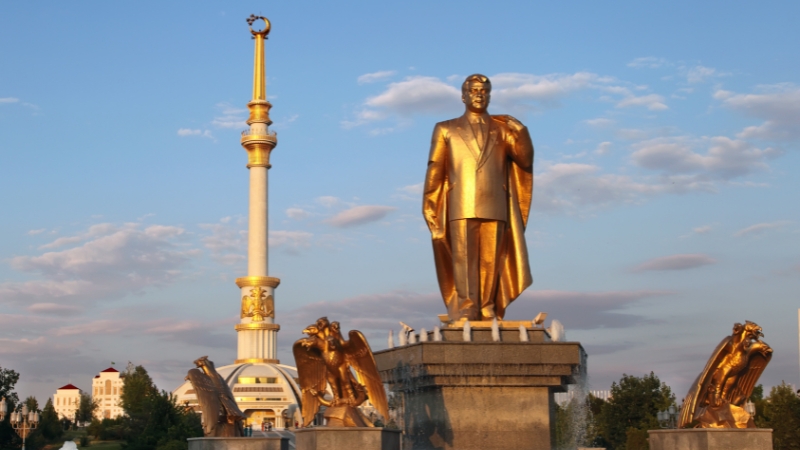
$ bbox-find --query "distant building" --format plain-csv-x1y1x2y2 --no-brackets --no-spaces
92,367,124,419
53,384,81,420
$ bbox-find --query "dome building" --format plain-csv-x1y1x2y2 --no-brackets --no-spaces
172,16,304,429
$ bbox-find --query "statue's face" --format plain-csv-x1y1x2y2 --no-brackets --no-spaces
462,81,491,113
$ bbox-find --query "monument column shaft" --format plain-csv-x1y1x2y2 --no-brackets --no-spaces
248,164,268,276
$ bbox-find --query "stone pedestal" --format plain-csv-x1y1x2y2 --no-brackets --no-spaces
295,427,401,450
648,429,773,450
374,324,585,450
187,436,289,450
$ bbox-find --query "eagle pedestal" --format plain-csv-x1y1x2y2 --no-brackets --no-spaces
374,323,585,450
295,427,401,450
648,429,773,450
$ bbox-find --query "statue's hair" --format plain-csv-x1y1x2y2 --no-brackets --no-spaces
462,74,491,94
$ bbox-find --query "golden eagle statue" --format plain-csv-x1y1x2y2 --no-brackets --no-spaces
292,317,389,427
185,356,246,436
678,321,772,428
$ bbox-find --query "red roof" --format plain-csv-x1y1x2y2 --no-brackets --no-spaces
58,384,80,390
94,375,100,378
100,367,119,373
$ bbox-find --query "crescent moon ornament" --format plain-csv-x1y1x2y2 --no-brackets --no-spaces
248,15,271,37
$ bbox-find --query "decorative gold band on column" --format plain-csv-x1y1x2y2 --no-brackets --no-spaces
236,276,281,288
246,100,273,125
235,323,280,331
235,358,280,364
241,133,277,169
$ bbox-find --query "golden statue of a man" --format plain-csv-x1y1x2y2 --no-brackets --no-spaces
423,74,534,321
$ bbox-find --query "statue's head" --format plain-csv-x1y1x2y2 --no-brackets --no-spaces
732,321,763,342
303,324,320,336
316,317,330,330
462,74,491,114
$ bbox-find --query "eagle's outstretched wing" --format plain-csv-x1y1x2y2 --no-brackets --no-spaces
728,341,772,406
345,330,389,422
186,368,221,435
678,337,732,428
214,371,245,420
293,338,327,427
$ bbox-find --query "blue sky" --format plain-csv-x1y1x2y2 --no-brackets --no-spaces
1,1,799,403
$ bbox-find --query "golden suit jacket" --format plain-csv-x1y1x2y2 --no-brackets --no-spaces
422,113,534,320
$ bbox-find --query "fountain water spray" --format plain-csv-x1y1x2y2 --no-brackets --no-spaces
491,317,501,342
398,330,407,346
550,320,565,342
433,326,442,341
419,328,428,342
519,325,529,342
463,320,472,342
388,330,395,348
408,332,417,344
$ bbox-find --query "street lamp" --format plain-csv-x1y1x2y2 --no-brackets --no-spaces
0,398,39,450
744,400,756,417
657,404,678,429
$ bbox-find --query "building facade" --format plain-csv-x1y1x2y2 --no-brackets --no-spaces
92,367,124,419
53,384,82,420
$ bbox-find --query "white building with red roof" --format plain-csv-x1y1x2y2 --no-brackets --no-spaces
92,367,124,419
53,383,82,420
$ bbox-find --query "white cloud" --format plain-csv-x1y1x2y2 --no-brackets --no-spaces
211,103,248,129
199,219,245,265
733,221,790,237
631,136,780,179
269,230,313,253
286,208,311,220
0,223,197,306
0,97,20,104
27,228,47,236
686,65,718,84
616,93,668,111
693,225,713,234
715,84,800,141
346,71,668,127
594,142,612,155
27,302,83,316
325,205,397,228
177,128,213,139
633,254,716,272
357,70,396,84
585,118,615,128
398,183,423,195
627,57,669,69
316,196,341,208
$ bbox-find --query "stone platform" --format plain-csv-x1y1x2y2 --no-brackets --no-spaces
187,436,290,450
648,428,773,450
295,427,401,450
374,324,585,450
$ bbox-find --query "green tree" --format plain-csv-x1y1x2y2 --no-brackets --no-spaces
76,392,98,423
596,372,675,450
118,365,202,449
23,396,39,413
0,365,22,450
39,398,64,441
757,381,800,450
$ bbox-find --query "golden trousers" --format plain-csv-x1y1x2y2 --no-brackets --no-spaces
448,218,506,320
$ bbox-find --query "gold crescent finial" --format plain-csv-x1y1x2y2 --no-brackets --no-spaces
246,14,271,37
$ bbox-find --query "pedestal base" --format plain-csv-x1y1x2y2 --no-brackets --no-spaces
375,336,585,450
187,436,289,450
295,427,401,450
648,429,773,450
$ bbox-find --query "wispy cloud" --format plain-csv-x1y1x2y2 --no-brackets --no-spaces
0,97,20,104
357,70,396,84
1,223,197,306
733,221,790,237
325,205,397,228
627,57,669,69
211,103,248,129
632,254,716,272
177,128,214,139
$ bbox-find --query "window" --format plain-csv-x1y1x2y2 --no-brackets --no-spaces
105,380,111,395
